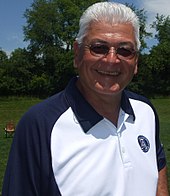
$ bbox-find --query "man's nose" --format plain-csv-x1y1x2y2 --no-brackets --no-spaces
105,47,120,62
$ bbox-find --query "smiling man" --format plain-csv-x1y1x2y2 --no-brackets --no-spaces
2,2,169,196
74,22,138,125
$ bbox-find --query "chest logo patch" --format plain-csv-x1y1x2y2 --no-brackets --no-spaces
138,135,150,153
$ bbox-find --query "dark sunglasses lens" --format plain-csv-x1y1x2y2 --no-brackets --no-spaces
90,45,109,55
117,48,134,57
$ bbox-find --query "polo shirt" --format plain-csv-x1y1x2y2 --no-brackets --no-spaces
2,77,166,196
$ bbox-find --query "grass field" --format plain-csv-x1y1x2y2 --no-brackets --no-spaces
0,97,42,195
0,97,170,194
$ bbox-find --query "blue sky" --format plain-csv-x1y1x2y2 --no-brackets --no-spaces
0,0,33,54
0,0,169,54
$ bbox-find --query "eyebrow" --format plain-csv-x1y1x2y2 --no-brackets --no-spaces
89,40,136,48
118,42,135,48
89,39,108,44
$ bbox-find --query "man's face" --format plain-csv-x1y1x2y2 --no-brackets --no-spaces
74,22,138,96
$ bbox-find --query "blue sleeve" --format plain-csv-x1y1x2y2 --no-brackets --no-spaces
2,107,61,196
154,107,166,171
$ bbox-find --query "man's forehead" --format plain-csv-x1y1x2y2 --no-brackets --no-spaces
103,33,114,37
84,22,136,44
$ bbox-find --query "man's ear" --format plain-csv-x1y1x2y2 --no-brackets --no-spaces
134,55,139,75
134,64,138,75
73,41,79,68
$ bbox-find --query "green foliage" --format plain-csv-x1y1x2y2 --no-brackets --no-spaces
0,48,34,96
128,15,170,97
21,0,104,96
23,0,103,52
0,50,8,64
127,4,152,50
147,15,170,95
127,54,153,96
152,15,170,43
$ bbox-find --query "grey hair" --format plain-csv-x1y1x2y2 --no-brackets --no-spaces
76,2,141,50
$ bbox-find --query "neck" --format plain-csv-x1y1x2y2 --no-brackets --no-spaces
76,81,122,126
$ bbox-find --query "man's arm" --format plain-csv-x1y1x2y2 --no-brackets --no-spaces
157,166,169,196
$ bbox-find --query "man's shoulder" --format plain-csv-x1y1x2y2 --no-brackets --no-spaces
124,90,152,105
33,91,67,113
18,90,69,129
124,90,157,116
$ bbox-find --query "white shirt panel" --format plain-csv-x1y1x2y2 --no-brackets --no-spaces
51,102,158,196
51,108,128,195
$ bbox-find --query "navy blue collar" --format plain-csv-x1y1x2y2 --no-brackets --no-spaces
65,77,135,133
121,90,136,121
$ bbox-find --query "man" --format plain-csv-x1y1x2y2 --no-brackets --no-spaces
2,2,169,196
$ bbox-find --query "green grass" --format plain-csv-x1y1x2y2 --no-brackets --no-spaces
0,97,170,194
151,98,170,187
0,97,42,195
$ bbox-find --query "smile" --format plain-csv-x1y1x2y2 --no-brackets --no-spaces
97,70,120,76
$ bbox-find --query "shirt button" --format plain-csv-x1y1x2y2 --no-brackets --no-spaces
122,147,125,153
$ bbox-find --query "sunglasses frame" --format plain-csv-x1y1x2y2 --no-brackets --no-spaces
84,43,138,60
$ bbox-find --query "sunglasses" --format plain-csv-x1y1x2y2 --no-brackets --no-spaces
85,43,137,60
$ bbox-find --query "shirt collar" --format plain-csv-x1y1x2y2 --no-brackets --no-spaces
121,90,136,121
65,77,135,133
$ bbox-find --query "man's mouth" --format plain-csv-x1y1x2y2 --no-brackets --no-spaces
97,70,120,76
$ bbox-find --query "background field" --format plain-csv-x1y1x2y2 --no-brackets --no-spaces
0,97,170,194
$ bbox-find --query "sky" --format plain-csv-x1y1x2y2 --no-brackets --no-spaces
0,0,170,55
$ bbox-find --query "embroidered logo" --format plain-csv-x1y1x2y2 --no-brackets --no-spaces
138,135,150,153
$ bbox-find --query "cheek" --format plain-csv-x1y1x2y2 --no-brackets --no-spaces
74,45,85,68
125,58,138,73
75,51,93,70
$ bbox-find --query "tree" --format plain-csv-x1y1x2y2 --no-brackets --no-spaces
23,0,105,95
0,49,8,64
0,49,9,95
125,4,153,95
152,14,170,43
129,15,170,97
0,48,37,96
126,4,152,51
23,0,105,53
147,15,170,95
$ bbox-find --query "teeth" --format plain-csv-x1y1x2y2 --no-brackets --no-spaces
97,70,119,76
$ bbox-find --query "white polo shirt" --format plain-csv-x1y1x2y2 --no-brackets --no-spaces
51,96,159,196
3,77,166,196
